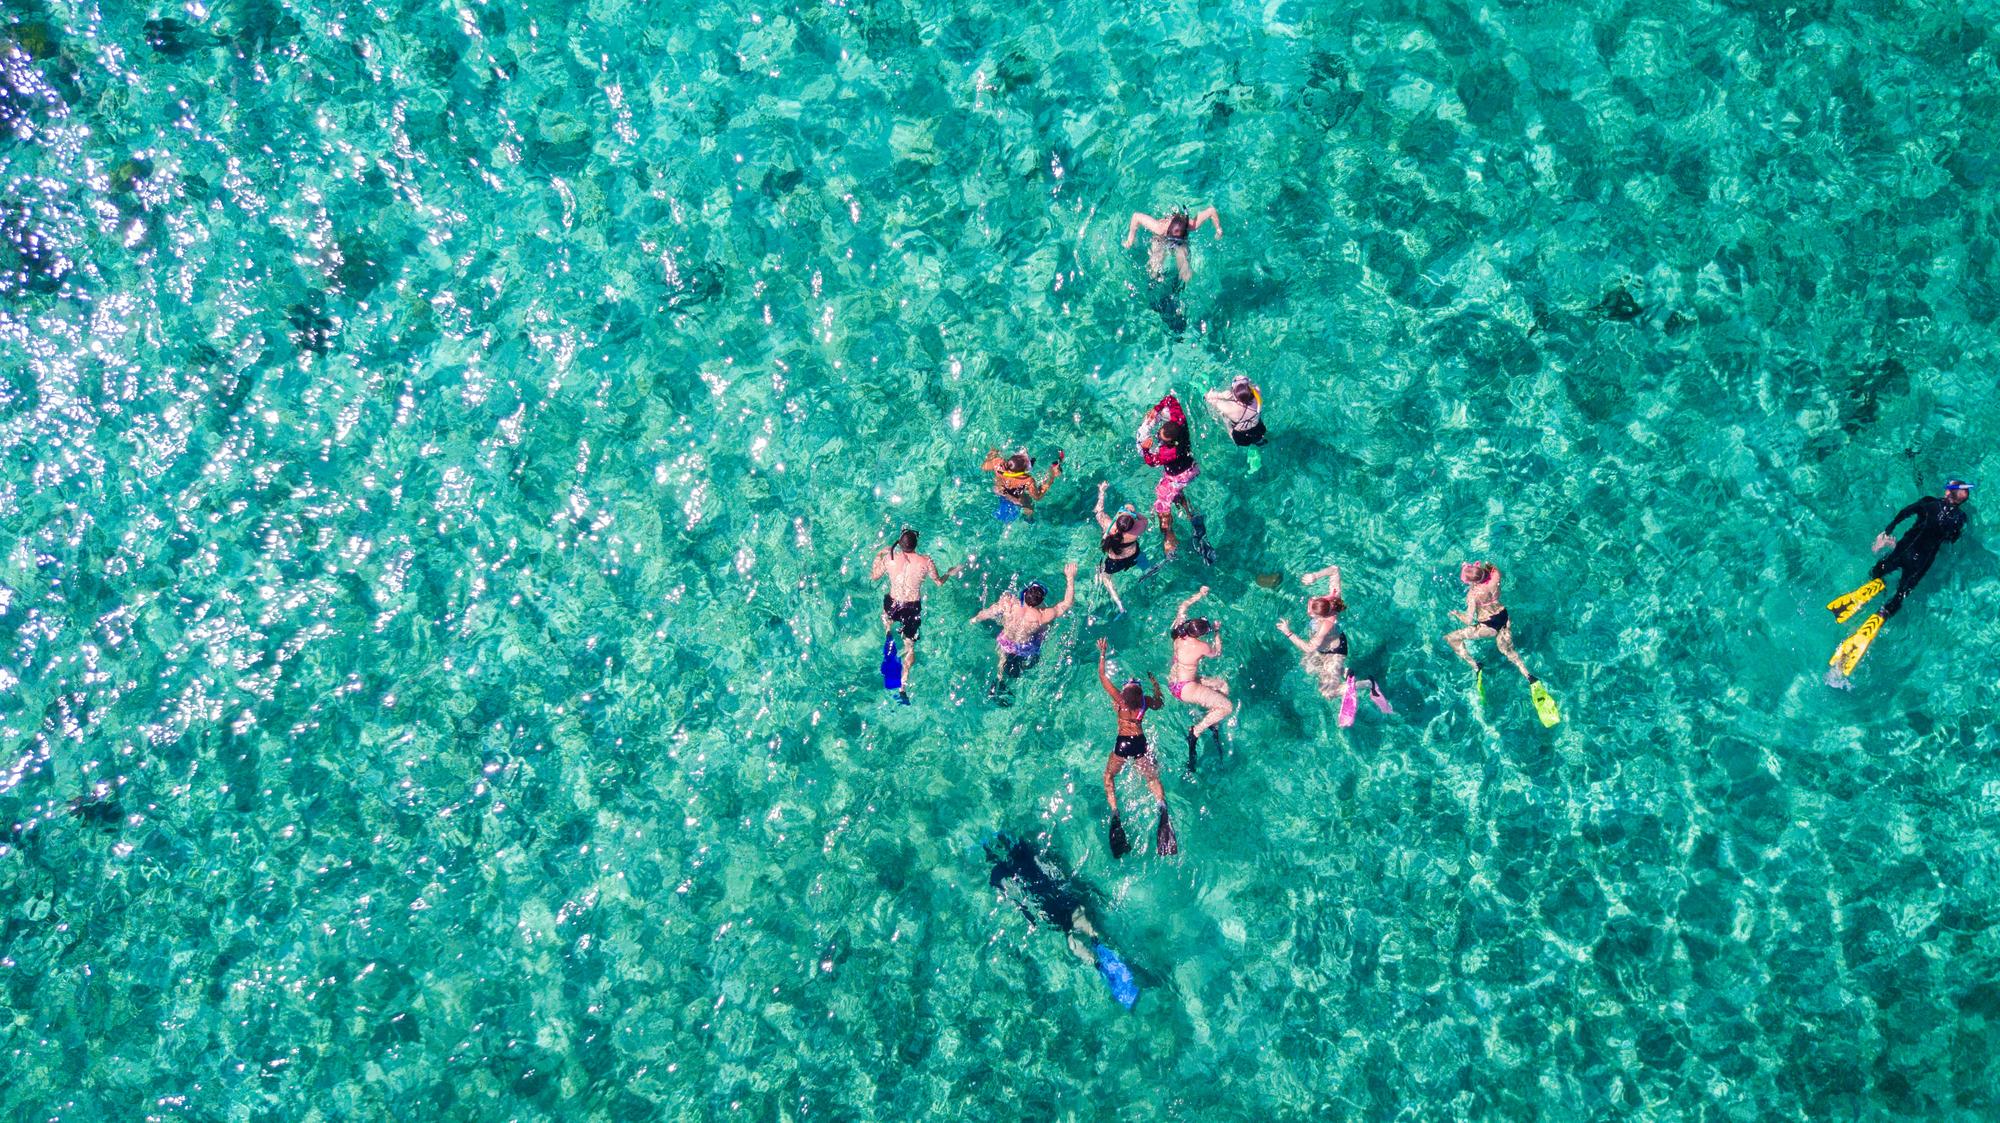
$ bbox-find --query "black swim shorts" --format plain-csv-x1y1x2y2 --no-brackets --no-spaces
883,594,922,639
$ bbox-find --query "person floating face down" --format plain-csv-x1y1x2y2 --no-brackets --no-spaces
1443,560,1538,684
983,832,1139,1009
1826,479,1972,676
1202,375,1266,450
1167,585,1233,775
1845,479,1973,620
972,561,1079,688
1274,564,1391,723
870,529,964,695
980,447,1063,522
1096,638,1174,859
1123,205,1223,284
1138,395,1200,558
1093,481,1153,616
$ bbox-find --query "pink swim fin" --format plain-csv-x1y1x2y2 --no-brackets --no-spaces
1369,680,1393,715
1338,675,1358,727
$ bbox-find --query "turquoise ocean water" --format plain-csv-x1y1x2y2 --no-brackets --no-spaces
5,0,2000,1117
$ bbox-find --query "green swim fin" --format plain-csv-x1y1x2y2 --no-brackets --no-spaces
1826,578,1885,625
1474,667,1485,705
1530,681,1561,727
1244,446,1262,475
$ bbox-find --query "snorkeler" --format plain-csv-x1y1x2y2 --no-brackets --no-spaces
972,560,1079,689
1274,564,1390,727
1093,481,1153,616
984,832,1139,1008
1826,478,1972,680
1444,561,1534,680
1123,205,1222,283
870,528,964,699
1445,561,1560,724
1096,638,1174,858
1168,586,1233,776
980,447,1064,522
1137,393,1210,562
1202,375,1267,473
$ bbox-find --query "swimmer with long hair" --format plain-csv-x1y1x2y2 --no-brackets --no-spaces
1276,564,1390,723
1093,481,1152,615
1166,585,1232,775
1444,560,1536,682
1096,638,1174,858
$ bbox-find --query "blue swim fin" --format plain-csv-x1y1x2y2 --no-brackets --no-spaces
880,635,902,691
1094,944,1139,1009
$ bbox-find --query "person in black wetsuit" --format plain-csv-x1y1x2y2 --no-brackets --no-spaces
1827,479,1972,678
982,832,1140,1007
986,833,1099,962
1871,481,1971,615
1830,480,1972,622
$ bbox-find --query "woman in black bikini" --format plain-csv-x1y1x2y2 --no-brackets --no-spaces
1204,375,1265,446
1096,639,1173,858
1445,560,1537,682
1093,481,1151,615
1276,565,1391,723
1275,567,1350,699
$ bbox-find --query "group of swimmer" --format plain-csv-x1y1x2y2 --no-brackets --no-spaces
880,202,1977,1008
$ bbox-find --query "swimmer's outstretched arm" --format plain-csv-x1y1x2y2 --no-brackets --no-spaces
1193,206,1222,239
1145,672,1165,709
1050,561,1080,618
1031,457,1061,498
1201,388,1245,423
869,549,889,581
1123,212,1165,247
1096,639,1120,699
1275,618,1315,655
1173,585,1208,626
972,597,1008,624
1876,501,1925,550
1094,482,1114,529
1301,564,1341,596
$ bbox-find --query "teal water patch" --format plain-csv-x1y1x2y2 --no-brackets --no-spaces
4,0,2000,1117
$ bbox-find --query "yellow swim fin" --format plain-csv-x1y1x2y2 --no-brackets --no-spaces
1826,578,1885,625
1530,681,1561,727
1829,612,1885,677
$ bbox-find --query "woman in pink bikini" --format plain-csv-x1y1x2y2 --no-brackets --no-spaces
1166,586,1232,776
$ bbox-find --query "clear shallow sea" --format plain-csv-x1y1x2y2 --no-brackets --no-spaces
4,0,2000,1118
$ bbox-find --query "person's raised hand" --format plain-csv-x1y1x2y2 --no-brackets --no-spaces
1097,638,1109,654
1064,561,1079,578
1873,533,1896,553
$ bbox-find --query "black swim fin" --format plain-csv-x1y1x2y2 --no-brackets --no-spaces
1184,730,1198,777
1155,803,1177,856
1108,812,1130,859
1187,512,1216,565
